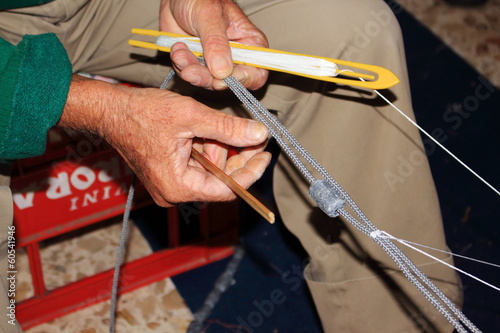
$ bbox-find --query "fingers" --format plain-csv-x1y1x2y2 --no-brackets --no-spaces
106,82,270,206
171,42,268,91
199,31,234,81
166,0,270,90
199,139,229,168
186,105,269,148
170,42,220,89
226,151,271,189
193,1,233,80
197,139,268,174
188,146,272,202
230,66,269,91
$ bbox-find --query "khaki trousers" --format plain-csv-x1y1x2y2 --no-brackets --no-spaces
0,0,462,332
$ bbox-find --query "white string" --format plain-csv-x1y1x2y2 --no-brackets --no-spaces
158,37,499,196
388,237,500,269
370,230,500,292
156,35,339,77
224,72,479,331
149,50,491,330
372,87,500,196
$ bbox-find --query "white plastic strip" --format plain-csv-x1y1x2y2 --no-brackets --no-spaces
156,35,338,77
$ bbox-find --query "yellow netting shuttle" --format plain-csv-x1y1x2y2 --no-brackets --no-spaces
129,28,400,90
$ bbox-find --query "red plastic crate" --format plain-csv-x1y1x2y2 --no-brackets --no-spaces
10,130,239,329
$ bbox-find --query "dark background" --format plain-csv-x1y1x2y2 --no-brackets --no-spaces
152,4,500,332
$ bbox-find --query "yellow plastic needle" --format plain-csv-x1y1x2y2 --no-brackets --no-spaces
129,28,400,90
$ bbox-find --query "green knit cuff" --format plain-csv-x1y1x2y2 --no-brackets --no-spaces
0,33,72,160
0,0,54,10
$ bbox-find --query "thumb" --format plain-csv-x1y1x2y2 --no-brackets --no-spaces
194,4,233,79
192,109,268,147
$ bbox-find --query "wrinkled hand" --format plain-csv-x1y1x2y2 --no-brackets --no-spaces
160,0,269,90
59,75,271,206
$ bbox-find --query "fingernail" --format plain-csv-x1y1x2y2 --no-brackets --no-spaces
254,152,272,178
247,121,268,141
211,57,232,79
213,80,228,90
232,70,248,85
185,73,201,86
171,49,189,70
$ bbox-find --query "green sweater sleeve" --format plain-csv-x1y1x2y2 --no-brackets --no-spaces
0,33,72,161
0,0,53,10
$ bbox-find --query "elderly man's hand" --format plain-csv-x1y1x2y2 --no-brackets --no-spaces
58,75,271,207
160,0,269,90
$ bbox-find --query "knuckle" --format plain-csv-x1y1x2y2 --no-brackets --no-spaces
216,113,237,138
204,34,230,53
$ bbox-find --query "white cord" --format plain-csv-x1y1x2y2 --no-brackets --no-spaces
371,230,500,292
156,35,339,77
373,88,500,196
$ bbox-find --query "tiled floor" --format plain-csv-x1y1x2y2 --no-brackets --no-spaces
18,219,193,333
17,1,499,332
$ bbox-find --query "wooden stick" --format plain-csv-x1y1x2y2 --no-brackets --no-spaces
191,148,275,224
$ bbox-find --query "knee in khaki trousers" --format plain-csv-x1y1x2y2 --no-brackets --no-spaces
0,0,462,332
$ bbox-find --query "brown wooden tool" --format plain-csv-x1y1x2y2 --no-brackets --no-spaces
191,148,275,224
